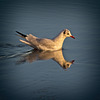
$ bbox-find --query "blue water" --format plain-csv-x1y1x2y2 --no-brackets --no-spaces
0,0,100,100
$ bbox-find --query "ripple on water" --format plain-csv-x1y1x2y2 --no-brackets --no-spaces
0,43,30,60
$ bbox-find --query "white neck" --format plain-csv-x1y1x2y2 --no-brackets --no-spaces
52,33,66,49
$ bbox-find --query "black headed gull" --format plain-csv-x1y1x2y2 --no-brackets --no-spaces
16,29,75,51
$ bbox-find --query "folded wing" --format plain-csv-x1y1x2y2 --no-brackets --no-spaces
16,31,56,50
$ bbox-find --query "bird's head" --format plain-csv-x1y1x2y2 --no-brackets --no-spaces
63,29,75,39
63,60,75,69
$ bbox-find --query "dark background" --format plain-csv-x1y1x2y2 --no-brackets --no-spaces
0,0,100,100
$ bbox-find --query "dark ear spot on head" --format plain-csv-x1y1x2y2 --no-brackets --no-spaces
63,30,66,34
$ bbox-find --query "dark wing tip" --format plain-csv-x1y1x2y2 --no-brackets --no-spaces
16,31,27,37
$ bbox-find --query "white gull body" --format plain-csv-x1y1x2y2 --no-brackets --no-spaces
16,29,75,51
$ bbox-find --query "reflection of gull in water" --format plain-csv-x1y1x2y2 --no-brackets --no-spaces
17,49,74,69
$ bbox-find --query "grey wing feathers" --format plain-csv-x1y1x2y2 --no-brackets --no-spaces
37,39,55,49
16,31,56,50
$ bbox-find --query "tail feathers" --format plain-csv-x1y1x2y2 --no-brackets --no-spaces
16,31,27,38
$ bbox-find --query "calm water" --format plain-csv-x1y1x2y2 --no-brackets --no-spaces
0,0,100,100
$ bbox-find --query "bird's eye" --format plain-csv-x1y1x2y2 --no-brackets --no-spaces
67,33,69,35
67,64,69,66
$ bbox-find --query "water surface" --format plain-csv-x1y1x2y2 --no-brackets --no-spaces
0,0,100,100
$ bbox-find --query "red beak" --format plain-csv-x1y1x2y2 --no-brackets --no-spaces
70,36,75,39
